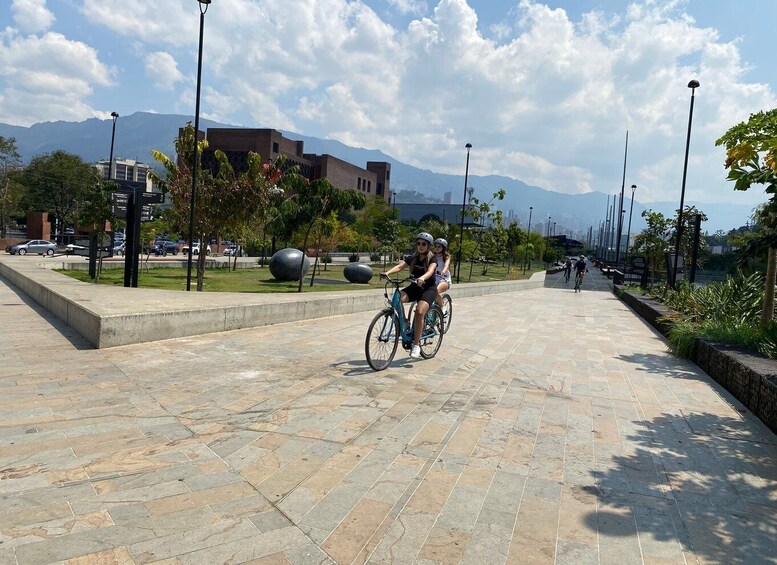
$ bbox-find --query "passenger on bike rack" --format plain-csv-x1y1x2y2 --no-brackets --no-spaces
433,238,452,309
380,232,439,359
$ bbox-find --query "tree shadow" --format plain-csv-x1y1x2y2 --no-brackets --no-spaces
583,409,777,563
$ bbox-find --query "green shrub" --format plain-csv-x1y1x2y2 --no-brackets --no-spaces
370,252,381,262
348,253,359,262
321,254,332,264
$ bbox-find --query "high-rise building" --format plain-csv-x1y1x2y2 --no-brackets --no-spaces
95,158,152,186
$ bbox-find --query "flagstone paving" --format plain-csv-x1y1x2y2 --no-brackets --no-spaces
1,273,776,564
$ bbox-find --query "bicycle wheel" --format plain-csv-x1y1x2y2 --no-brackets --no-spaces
574,274,581,291
365,310,399,371
419,305,444,359
441,294,453,334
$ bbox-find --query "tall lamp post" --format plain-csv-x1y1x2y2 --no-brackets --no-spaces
391,190,396,214
523,206,533,274
108,112,119,181
186,0,211,292
615,131,629,265
672,79,700,288
624,184,636,265
457,143,472,284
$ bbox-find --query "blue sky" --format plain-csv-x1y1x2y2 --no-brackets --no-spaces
1,0,775,209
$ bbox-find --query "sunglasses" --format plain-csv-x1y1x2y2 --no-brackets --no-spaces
416,241,429,247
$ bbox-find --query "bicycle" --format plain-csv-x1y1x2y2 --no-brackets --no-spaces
574,271,584,292
439,293,453,334
365,276,445,371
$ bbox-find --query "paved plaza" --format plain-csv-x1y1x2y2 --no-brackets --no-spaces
1,273,777,564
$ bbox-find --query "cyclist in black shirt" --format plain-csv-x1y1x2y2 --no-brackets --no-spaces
380,232,439,358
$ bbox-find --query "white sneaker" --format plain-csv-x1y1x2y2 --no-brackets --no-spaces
410,344,421,359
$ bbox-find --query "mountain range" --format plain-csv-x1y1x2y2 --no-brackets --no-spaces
0,112,756,234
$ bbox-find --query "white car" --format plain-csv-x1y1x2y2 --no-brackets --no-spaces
182,243,211,255
223,246,245,256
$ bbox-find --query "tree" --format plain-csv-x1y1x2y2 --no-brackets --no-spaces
631,210,673,279
671,205,709,270
466,189,505,277
284,177,366,292
716,108,777,322
15,151,99,237
0,136,21,238
151,124,284,290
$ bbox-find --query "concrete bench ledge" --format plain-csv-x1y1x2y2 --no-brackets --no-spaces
0,256,544,348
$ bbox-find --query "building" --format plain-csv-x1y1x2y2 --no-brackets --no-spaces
198,128,392,203
95,158,152,186
395,203,479,227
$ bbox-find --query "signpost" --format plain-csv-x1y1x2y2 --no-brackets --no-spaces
112,182,165,288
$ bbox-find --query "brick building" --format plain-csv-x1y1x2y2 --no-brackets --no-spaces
199,128,392,203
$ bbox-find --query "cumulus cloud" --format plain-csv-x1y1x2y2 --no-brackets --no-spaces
7,0,777,207
11,0,55,33
144,51,184,91
0,30,112,125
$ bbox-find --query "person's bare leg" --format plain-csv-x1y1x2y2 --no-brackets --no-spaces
414,301,429,343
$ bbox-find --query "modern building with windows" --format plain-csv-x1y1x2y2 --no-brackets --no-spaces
197,128,392,203
95,158,152,185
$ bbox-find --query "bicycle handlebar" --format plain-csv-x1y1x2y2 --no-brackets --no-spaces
379,274,418,286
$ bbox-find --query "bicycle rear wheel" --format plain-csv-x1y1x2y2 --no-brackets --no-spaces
365,310,399,371
419,305,444,359
441,294,453,334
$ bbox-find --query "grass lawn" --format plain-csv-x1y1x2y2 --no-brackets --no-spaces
56,261,543,293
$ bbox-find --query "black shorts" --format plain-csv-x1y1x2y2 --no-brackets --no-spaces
402,283,438,307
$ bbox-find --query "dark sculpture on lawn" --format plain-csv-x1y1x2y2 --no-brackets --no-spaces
269,248,310,281
344,262,373,284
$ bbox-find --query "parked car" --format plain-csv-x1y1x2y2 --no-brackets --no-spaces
113,242,126,256
154,241,179,256
182,243,211,255
6,240,57,256
223,246,245,256
65,243,87,254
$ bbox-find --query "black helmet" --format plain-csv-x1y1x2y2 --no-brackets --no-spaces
416,232,433,246
434,238,448,250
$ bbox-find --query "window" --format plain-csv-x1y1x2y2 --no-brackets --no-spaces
367,181,371,193
357,178,362,190
377,183,383,194
386,170,390,180
272,142,279,154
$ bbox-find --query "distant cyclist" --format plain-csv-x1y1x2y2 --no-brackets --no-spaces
380,232,439,359
574,255,588,292
563,258,573,282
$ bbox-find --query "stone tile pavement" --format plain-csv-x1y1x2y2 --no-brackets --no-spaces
1,274,776,564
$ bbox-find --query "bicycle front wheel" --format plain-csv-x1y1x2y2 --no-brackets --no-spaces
441,294,453,334
365,310,399,371
419,305,444,359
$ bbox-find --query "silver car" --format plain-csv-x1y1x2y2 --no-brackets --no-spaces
6,239,57,256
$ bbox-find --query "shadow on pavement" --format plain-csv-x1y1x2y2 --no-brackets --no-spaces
584,411,777,563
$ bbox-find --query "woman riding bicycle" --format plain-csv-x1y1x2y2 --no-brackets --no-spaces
433,238,452,309
574,255,588,291
380,232,439,359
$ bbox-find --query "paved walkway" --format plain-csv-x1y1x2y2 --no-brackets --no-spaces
544,262,613,292
1,274,777,564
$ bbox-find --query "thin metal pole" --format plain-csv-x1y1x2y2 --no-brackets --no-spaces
108,114,118,181
615,131,628,265
457,143,472,284
625,184,636,266
187,3,208,291
672,80,699,288
523,206,532,274
689,213,702,284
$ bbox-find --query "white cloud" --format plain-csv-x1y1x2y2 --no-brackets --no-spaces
11,0,55,34
5,0,777,209
386,0,427,16
0,30,112,125
144,51,184,91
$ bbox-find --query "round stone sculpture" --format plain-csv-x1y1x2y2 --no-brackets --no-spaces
344,262,374,284
269,248,310,281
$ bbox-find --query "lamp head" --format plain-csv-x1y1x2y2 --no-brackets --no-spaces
631,184,636,189
197,0,212,4
687,79,700,89
110,111,119,118
465,143,472,149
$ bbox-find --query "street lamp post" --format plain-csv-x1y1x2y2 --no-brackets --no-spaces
186,0,211,292
523,206,533,274
391,190,396,214
108,112,118,181
672,79,700,288
457,143,472,284
624,185,636,266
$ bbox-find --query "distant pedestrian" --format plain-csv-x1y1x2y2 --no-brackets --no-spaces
563,258,572,282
